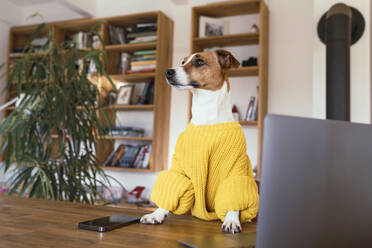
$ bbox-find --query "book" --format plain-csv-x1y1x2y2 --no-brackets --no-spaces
130,64,156,71
252,86,259,120
142,144,152,169
132,146,146,168
131,56,157,62
104,126,144,137
126,68,156,74
118,145,140,168
111,145,126,167
104,144,125,167
128,36,157,44
108,25,127,45
103,149,116,167
131,23,157,33
130,60,156,66
118,52,131,74
127,31,157,39
245,97,255,121
133,50,156,56
137,80,154,105
69,32,92,49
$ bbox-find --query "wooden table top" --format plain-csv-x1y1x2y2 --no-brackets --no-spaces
0,195,256,248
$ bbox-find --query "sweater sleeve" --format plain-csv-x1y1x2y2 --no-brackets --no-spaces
214,174,259,223
214,130,259,223
151,170,195,215
150,132,195,214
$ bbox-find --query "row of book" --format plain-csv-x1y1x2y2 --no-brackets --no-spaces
108,22,157,45
119,50,156,74
66,32,100,49
136,80,154,105
104,144,151,169
11,37,49,55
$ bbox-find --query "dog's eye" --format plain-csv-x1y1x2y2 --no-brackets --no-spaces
194,59,205,67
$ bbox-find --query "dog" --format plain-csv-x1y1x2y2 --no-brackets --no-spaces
140,50,259,234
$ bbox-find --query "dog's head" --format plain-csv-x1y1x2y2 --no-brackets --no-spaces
165,49,240,91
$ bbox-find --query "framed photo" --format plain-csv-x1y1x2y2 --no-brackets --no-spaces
199,16,229,37
116,85,133,105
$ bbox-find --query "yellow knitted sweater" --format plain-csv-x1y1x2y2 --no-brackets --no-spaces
151,121,259,223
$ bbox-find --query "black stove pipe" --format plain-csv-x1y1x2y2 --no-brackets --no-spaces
318,3,364,121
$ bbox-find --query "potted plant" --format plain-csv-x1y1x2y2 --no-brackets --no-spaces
0,22,119,204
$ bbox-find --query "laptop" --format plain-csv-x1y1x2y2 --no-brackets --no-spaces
257,114,372,248
179,115,372,248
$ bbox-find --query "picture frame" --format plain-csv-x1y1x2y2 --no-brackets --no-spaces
116,85,133,105
199,16,229,37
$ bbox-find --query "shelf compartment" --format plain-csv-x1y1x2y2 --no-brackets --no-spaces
99,136,152,141
239,120,258,126
105,42,157,53
110,72,156,83
193,0,260,17
102,166,153,173
193,32,259,49
227,66,258,77
105,104,154,111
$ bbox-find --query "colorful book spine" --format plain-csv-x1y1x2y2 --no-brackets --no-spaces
126,68,155,74
131,56,157,62
133,50,156,56
130,64,156,71
130,60,156,66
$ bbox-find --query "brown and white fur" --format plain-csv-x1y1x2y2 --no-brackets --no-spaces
140,50,241,234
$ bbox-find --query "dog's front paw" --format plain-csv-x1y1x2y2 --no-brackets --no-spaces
140,208,168,225
222,211,242,234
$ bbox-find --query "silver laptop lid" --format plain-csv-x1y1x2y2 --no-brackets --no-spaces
257,115,372,248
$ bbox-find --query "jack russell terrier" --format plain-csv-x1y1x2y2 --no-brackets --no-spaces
140,50,259,234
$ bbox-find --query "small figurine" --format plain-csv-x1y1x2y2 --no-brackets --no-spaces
250,24,259,33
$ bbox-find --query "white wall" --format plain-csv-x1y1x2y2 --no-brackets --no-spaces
266,0,314,117
313,0,371,124
19,1,84,25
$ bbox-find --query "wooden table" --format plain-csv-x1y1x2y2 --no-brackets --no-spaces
0,195,256,248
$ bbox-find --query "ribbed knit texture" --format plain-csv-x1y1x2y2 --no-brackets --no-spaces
151,121,259,223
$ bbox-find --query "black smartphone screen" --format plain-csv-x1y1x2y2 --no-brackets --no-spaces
78,215,140,232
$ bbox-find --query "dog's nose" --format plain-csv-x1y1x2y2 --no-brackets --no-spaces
165,69,175,78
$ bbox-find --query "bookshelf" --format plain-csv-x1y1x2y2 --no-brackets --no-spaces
4,11,174,173
190,0,268,178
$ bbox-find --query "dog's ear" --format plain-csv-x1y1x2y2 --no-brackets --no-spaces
216,49,240,69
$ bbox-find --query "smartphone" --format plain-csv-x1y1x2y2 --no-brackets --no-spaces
78,215,140,232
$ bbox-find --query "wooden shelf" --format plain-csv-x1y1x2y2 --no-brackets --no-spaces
5,12,173,173
105,42,157,52
110,72,156,83
227,66,258,77
102,166,153,173
239,120,258,126
194,0,260,17
105,104,154,111
9,51,48,59
191,1,269,178
193,32,259,49
99,136,152,141
4,107,15,111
